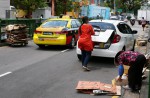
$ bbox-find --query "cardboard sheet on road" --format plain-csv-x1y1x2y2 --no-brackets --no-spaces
76,81,121,96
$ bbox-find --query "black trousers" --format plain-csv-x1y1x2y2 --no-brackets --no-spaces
128,55,146,91
81,50,91,66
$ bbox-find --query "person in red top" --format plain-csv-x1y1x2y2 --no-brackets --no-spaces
78,16,95,71
114,51,146,92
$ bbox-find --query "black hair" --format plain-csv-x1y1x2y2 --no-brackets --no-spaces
82,16,88,24
79,16,89,35
114,51,124,65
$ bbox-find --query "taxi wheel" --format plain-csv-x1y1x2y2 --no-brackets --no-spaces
69,37,75,49
38,45,45,49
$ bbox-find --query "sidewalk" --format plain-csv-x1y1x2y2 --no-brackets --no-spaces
137,25,150,98
123,21,150,98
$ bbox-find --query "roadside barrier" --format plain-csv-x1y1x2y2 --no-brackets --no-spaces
0,18,46,42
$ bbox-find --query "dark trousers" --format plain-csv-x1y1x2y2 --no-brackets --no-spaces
81,50,91,67
128,55,146,91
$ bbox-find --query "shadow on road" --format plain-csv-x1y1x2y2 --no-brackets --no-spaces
36,45,72,51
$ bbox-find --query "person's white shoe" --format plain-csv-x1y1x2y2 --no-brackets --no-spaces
82,66,90,71
123,85,131,90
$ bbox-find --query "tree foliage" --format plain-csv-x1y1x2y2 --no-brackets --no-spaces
55,0,72,16
11,0,47,18
104,0,141,14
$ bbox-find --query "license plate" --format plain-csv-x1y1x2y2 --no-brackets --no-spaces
99,43,104,48
43,32,53,35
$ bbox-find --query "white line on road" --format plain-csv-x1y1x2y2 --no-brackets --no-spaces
61,49,70,53
0,72,12,78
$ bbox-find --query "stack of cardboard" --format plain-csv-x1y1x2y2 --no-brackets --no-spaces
76,81,121,96
5,24,28,46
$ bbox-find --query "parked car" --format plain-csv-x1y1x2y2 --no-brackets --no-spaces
76,20,137,59
33,16,81,48
110,15,119,20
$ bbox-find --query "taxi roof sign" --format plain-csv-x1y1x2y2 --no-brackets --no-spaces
62,15,70,19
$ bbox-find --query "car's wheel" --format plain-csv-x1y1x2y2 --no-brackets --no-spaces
122,46,125,51
69,37,75,49
77,54,82,61
131,40,136,51
148,38,150,43
38,45,45,49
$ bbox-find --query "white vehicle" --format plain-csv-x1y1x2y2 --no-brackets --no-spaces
110,15,119,20
137,10,150,23
76,20,137,59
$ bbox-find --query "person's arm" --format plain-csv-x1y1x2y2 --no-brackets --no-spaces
118,64,124,81
78,26,81,36
117,54,124,81
90,25,95,35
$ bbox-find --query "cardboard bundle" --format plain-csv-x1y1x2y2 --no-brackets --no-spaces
76,81,121,96
5,24,28,45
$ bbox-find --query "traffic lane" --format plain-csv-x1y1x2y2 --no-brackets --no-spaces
0,41,70,74
0,49,117,98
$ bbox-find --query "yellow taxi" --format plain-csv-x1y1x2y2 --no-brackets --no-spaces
33,16,81,48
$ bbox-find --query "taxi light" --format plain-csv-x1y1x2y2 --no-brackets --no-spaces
34,30,42,34
112,34,121,43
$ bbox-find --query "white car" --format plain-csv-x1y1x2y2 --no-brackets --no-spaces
110,16,119,20
76,20,137,59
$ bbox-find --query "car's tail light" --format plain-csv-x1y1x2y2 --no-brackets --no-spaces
34,30,42,34
112,34,121,43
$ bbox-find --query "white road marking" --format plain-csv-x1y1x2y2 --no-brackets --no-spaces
61,49,70,53
0,72,12,78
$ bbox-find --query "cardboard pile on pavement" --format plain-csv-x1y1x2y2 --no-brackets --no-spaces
76,81,121,96
136,39,147,46
5,24,28,46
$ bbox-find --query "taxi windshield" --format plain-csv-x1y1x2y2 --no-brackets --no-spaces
41,20,68,28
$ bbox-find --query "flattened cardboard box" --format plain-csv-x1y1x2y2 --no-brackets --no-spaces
76,81,121,96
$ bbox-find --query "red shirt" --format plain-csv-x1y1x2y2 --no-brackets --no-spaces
78,24,95,51
118,51,141,66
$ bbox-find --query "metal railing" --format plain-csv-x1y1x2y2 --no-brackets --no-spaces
0,18,46,42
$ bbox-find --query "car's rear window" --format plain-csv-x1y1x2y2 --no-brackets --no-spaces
89,22,116,31
41,20,68,28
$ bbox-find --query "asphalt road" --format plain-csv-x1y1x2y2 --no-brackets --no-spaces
0,21,149,98
0,41,117,98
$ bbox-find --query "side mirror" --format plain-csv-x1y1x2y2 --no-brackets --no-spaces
132,30,137,34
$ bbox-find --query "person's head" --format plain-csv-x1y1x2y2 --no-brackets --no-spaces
142,17,144,19
82,16,89,24
114,51,124,66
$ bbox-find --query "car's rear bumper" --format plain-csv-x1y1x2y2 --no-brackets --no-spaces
76,43,124,58
33,35,66,45
77,48,119,58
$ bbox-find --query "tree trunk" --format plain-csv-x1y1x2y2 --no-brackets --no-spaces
25,10,32,18
52,0,55,16
64,0,67,14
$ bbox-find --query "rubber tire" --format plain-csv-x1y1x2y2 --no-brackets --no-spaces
122,46,125,51
131,40,136,51
148,38,150,43
68,37,75,49
77,54,82,61
38,45,45,49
